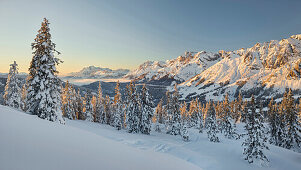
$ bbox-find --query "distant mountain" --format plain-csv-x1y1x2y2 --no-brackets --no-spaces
125,51,221,84
124,34,301,103
65,66,130,79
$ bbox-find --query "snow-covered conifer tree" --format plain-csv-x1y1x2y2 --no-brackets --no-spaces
125,81,140,133
268,98,284,146
283,89,301,150
181,123,189,142
234,92,243,123
62,81,76,120
26,18,64,123
205,101,220,142
139,84,154,134
3,61,21,109
188,99,199,127
219,94,236,139
75,89,84,120
95,82,105,123
104,95,112,125
198,102,204,133
242,95,269,165
112,81,122,130
154,98,164,132
83,91,94,122
20,84,27,111
167,85,181,135
181,101,188,123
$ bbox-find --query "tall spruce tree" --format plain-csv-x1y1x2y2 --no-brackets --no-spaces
188,99,199,128
154,98,164,132
83,91,94,122
205,101,220,142
26,18,64,123
21,84,28,111
283,89,301,150
125,81,140,133
96,82,105,123
103,95,112,125
167,85,181,135
139,84,154,134
3,61,21,109
62,81,76,119
112,81,122,130
242,95,269,165
76,89,84,120
220,94,236,139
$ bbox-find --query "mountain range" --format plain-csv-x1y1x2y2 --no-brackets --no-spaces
65,66,130,79
125,34,301,103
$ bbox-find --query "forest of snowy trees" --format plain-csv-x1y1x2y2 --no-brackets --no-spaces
2,18,301,166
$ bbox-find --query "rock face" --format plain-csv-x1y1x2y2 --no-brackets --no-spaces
125,34,301,103
66,66,130,79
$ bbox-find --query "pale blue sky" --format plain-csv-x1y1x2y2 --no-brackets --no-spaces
0,0,300,74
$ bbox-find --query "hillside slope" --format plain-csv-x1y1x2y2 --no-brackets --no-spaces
0,106,199,170
1,106,300,170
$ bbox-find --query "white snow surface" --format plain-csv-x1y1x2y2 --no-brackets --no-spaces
1,106,301,170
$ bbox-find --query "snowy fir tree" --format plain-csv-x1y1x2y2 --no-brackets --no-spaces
91,95,97,121
205,101,220,142
95,82,105,123
83,91,94,122
219,94,236,139
188,99,199,128
242,95,269,165
166,85,181,135
164,90,173,132
26,18,64,123
62,81,76,120
20,84,28,111
154,98,164,132
112,81,122,130
268,97,285,146
282,89,301,150
139,84,154,135
180,101,188,124
198,102,204,133
180,101,189,141
104,95,112,125
181,123,189,142
125,81,141,133
233,92,243,123
76,89,84,120
3,61,21,109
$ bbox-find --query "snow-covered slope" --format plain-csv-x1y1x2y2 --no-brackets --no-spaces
125,51,221,83
1,105,300,170
179,34,301,101
66,66,130,79
0,106,199,170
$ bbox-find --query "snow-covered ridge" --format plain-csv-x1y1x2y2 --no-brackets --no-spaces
125,51,221,82
179,34,301,101
66,66,130,79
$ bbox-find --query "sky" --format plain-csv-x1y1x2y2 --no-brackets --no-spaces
0,0,301,74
